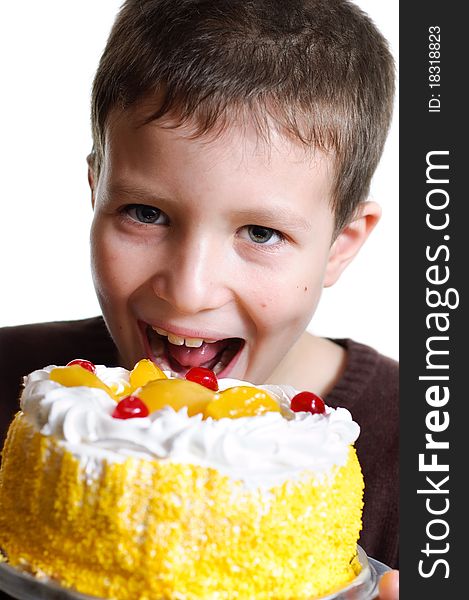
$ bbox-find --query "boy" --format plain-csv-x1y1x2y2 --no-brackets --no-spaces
0,0,398,584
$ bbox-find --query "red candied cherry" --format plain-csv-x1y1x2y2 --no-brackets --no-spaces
185,367,219,391
290,391,326,415
112,395,149,419
66,359,96,374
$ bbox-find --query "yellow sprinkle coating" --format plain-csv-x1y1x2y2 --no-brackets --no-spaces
0,414,364,600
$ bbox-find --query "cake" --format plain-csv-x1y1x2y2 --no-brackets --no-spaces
0,359,363,600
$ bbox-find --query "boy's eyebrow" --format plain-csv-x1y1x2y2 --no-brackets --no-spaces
108,183,169,204
107,184,183,212
231,207,312,232
109,183,312,231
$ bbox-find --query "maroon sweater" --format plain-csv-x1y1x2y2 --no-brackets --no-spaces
0,317,398,568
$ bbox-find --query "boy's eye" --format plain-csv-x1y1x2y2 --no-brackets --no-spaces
241,225,283,245
124,204,168,225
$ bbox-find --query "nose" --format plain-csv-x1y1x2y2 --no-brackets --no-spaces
150,233,234,315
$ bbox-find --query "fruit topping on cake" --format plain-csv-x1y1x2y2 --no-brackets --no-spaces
49,360,334,423
203,386,280,419
50,365,118,400
129,358,167,388
185,366,219,390
112,395,150,419
49,360,286,421
66,359,97,373
290,391,326,415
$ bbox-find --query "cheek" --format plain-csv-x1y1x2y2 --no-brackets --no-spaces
250,266,323,334
90,222,142,302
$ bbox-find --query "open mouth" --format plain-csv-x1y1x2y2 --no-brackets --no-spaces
143,323,245,377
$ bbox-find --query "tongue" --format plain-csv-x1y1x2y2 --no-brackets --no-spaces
166,339,229,368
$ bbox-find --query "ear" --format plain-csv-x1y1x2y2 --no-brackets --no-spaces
324,201,382,287
86,152,96,208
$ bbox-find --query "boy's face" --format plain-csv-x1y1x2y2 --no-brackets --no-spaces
90,103,339,383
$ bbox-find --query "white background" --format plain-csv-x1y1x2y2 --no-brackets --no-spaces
0,1,398,360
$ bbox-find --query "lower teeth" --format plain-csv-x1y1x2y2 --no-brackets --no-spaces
213,360,225,375
149,335,165,358
211,347,232,375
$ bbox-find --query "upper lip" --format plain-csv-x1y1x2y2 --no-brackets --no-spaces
139,320,243,342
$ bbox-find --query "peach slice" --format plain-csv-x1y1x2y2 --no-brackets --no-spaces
129,359,167,390
137,379,215,416
204,386,280,419
49,366,117,400
110,380,133,401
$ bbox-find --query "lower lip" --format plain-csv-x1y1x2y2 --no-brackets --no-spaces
138,321,245,379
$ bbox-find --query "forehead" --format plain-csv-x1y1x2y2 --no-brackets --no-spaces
102,101,335,213
107,96,333,159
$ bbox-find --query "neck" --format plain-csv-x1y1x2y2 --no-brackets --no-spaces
266,332,347,396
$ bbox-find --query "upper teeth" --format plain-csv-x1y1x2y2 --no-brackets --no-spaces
153,326,217,347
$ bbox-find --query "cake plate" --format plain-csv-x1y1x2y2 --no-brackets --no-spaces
0,546,390,600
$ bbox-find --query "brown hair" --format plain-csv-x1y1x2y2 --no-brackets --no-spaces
91,0,394,232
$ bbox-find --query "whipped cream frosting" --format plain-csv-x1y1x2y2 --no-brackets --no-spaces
20,365,360,489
